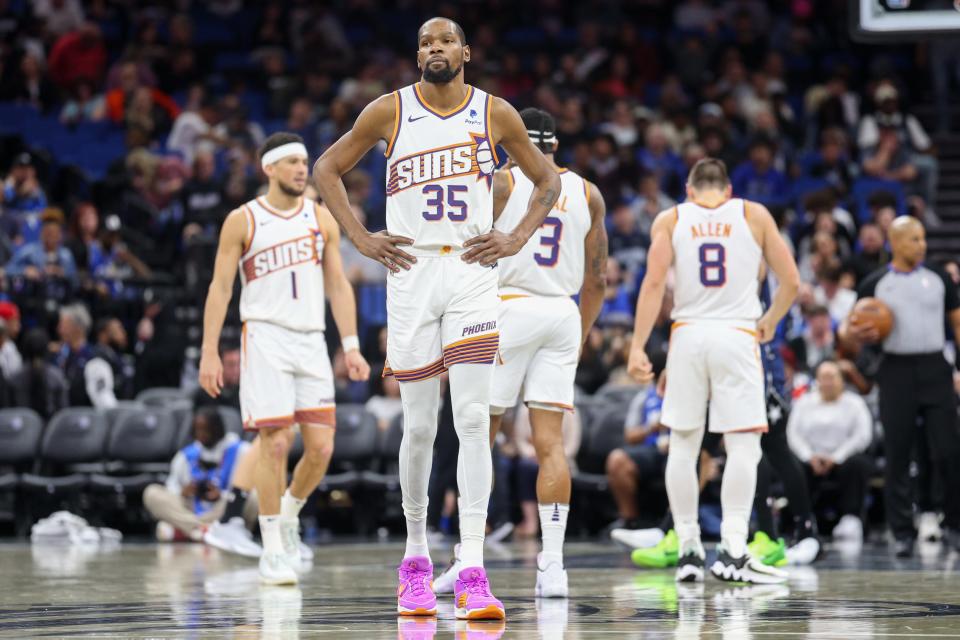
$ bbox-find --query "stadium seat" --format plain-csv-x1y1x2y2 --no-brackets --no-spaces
572,407,627,494
20,408,109,494
90,408,177,494
137,387,191,407
321,405,379,492
850,177,907,223
0,408,44,473
594,384,643,409
360,413,404,491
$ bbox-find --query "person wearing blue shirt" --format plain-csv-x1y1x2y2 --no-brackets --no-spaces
2,153,48,244
6,215,78,287
731,137,791,210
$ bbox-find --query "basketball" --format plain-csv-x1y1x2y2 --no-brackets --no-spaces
475,139,495,176
849,297,894,341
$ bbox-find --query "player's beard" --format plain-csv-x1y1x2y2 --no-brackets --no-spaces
422,58,462,84
278,180,305,197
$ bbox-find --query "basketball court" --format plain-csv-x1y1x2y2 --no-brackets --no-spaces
3,539,958,637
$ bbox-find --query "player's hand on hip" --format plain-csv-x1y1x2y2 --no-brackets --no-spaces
627,345,654,384
344,349,371,381
198,352,223,398
756,314,778,344
358,230,415,273
462,230,522,266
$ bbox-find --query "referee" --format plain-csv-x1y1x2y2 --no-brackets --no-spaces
850,217,960,557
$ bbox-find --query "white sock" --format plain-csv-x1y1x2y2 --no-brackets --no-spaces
280,489,305,520
538,503,569,568
665,427,705,556
448,363,495,569
721,432,762,559
405,517,430,559
398,377,441,561
259,515,284,555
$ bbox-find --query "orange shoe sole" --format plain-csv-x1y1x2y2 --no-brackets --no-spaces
398,607,438,616
462,605,505,620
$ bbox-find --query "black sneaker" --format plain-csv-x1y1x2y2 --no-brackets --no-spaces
710,545,788,584
894,537,915,558
675,550,705,583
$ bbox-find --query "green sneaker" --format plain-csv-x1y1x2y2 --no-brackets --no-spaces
748,531,787,567
631,529,679,568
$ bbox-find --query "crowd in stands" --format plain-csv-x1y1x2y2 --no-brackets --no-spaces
0,1,955,540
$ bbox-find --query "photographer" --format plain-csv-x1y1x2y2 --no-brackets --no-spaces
143,407,251,541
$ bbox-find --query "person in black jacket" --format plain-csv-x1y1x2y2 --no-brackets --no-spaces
11,328,67,419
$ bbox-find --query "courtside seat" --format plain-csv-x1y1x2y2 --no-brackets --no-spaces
360,413,404,491
319,405,379,492
572,407,626,494
20,409,109,494
136,387,190,407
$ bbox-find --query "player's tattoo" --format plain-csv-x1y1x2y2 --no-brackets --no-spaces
590,226,607,277
536,187,558,208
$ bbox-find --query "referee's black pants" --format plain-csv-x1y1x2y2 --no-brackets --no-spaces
878,353,960,540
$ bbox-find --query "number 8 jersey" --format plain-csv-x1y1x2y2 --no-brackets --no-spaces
384,83,498,254
671,198,762,322
495,167,591,298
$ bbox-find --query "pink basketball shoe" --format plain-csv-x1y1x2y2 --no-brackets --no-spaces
397,556,437,616
454,567,505,620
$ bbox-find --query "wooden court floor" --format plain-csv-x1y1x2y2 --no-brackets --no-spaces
1,539,958,638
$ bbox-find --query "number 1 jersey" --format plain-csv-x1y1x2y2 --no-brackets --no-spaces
671,198,762,322
384,83,498,254
495,167,591,298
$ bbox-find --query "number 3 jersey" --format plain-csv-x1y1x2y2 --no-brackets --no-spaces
671,197,762,322
238,196,327,332
384,83,498,254
495,167,591,298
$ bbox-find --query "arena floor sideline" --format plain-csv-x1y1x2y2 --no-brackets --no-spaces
1,539,958,638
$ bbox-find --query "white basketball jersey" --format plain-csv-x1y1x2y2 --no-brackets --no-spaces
495,167,591,298
238,196,326,332
384,83,497,254
671,198,762,322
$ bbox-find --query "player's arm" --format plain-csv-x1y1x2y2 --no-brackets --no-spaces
627,209,676,384
750,202,800,343
578,180,607,347
313,94,414,273
491,169,513,222
318,205,370,382
198,208,246,397
463,97,560,266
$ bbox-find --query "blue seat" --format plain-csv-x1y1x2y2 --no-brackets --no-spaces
850,177,907,223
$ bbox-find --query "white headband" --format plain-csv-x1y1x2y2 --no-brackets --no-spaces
261,142,308,169
527,129,557,145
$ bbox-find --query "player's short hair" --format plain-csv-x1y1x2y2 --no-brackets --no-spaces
418,17,466,45
686,158,729,190
520,107,557,153
258,132,305,163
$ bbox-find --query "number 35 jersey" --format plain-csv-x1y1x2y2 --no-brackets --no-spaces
238,196,327,332
495,166,591,298
384,83,498,254
671,198,762,322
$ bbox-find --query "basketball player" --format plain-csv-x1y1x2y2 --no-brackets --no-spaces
434,108,606,599
314,18,560,619
199,132,370,586
627,158,798,584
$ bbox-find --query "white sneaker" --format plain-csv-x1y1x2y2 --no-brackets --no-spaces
785,537,820,565
534,553,568,598
204,518,263,558
279,517,305,573
155,522,175,542
299,540,314,563
918,512,943,542
611,527,665,550
711,545,788,584
432,543,462,594
259,552,298,586
832,515,863,542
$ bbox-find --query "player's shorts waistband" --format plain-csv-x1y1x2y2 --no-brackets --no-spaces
499,289,579,305
405,245,469,257
670,318,758,333
242,319,326,336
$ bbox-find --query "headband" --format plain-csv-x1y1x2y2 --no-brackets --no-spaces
261,142,308,169
526,129,557,145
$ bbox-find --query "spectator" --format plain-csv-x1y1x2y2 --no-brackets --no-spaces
813,263,856,326
193,343,240,411
286,97,317,153
608,204,648,280
606,381,667,531
599,258,633,327
600,100,640,148
798,231,839,285
65,201,99,274
54,302,117,408
90,214,153,292
807,128,855,197
365,374,402,432
845,223,889,286
91,317,134,403
167,95,222,166
787,361,873,547
6,212,78,287
636,123,683,198
213,100,265,152
630,174,675,238
787,305,836,374
47,22,107,91
59,79,106,125
730,136,790,210
10,328,67,419
182,150,226,233
0,51,56,111
797,190,856,253
31,0,85,38
105,61,180,126
2,153,48,243
861,127,917,187
143,408,253,541
0,301,22,378
338,204,386,285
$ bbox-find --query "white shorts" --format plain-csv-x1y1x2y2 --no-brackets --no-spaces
491,295,580,411
660,320,767,434
385,255,499,382
240,321,336,429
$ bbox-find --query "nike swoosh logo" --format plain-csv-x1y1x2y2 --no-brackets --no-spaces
408,115,428,123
